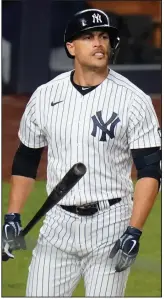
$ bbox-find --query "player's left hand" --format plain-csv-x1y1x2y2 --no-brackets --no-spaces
2,213,26,261
109,226,142,272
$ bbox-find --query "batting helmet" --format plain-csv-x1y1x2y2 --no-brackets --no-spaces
64,9,120,63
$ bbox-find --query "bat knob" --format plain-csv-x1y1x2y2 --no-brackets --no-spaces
2,252,10,261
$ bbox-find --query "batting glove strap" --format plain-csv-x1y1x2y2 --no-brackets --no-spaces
4,213,21,223
109,226,142,272
124,226,142,239
3,213,22,239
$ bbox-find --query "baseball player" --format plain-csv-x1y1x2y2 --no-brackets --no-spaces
2,9,161,297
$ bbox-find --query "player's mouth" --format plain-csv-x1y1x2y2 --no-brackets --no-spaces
94,53,104,57
92,50,105,58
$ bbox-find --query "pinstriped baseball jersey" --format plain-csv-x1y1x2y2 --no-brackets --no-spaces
18,69,161,206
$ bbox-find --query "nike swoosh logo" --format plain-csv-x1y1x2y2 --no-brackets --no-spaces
51,100,63,106
5,224,10,240
128,240,137,254
82,87,90,90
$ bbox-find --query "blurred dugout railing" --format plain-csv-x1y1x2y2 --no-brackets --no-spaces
2,0,161,95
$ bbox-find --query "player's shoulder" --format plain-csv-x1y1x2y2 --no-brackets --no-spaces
34,70,72,94
108,69,150,101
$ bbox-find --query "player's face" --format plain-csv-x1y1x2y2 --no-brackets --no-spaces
67,30,111,69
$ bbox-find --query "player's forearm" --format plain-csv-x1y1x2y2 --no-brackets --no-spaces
129,177,159,230
7,175,35,213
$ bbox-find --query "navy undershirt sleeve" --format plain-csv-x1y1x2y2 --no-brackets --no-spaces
131,147,161,183
12,142,44,179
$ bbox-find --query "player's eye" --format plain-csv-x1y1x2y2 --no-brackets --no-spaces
102,34,109,39
84,35,91,40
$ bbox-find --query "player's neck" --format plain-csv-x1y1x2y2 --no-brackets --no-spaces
73,65,109,87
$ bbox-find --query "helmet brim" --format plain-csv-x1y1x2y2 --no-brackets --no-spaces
65,25,118,43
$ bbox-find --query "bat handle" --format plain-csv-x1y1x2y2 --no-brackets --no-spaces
22,220,37,236
22,196,55,236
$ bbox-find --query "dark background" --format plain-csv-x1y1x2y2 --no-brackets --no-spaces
2,0,161,94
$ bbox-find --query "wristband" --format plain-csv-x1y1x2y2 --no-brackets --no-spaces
127,226,142,238
4,213,21,223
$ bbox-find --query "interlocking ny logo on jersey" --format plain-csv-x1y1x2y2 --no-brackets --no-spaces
92,13,102,24
91,111,120,141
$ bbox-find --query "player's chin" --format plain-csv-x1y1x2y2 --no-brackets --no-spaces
91,55,108,67
91,60,108,69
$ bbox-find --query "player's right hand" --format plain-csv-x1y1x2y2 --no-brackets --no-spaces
2,213,26,262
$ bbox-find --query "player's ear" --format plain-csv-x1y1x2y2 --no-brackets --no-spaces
66,42,75,57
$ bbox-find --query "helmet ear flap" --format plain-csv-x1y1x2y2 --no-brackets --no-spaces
110,37,120,64
114,37,120,51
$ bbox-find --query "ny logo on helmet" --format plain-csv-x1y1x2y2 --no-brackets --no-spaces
92,13,102,24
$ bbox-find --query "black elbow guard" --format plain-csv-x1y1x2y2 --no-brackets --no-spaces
131,147,161,185
12,143,44,179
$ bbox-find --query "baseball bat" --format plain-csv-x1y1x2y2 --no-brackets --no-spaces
2,162,87,261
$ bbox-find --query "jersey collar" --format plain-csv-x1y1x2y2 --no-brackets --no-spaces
70,71,99,96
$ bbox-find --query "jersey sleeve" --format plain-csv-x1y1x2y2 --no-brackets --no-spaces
128,94,161,149
18,89,48,148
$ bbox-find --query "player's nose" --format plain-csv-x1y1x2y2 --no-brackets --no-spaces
93,36,102,47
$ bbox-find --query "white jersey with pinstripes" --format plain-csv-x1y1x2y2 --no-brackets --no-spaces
18,69,161,206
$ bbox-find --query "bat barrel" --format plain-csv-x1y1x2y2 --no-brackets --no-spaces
54,162,86,197
73,163,86,176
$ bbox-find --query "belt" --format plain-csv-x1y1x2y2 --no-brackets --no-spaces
60,198,121,216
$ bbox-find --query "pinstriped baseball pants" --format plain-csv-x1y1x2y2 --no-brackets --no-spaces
26,197,133,297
